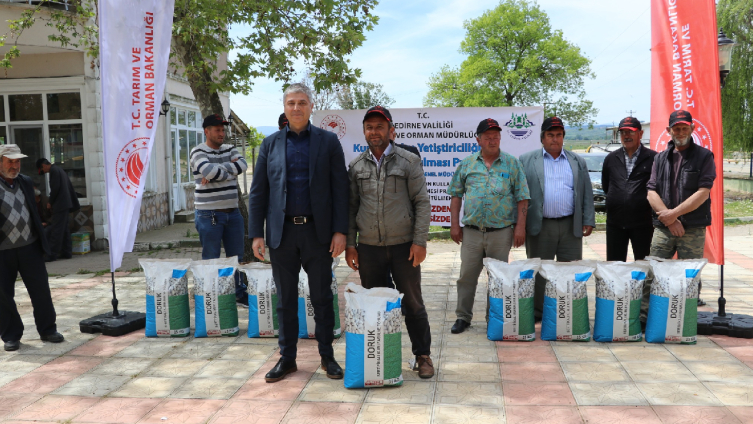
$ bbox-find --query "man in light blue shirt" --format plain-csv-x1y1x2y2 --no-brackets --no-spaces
519,117,595,320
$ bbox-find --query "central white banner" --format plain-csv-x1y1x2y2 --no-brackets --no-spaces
313,107,544,226
100,0,175,270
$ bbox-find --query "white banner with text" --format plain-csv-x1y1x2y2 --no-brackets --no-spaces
100,0,175,270
313,107,544,226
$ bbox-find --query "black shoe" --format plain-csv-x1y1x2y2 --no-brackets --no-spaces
4,340,20,351
321,355,343,379
698,298,707,307
40,332,64,343
451,319,470,334
265,357,297,383
60,254,73,260
44,255,56,262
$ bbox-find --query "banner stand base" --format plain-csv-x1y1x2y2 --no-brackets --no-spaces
79,311,146,337
697,311,753,339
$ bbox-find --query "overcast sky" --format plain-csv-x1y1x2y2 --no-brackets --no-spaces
229,0,652,129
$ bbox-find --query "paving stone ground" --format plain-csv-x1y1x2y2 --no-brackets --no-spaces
3,226,753,424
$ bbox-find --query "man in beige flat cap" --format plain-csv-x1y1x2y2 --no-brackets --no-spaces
0,144,63,351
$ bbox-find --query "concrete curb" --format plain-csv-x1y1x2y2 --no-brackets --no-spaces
131,216,753,251
593,216,753,232
132,239,202,251
428,230,451,240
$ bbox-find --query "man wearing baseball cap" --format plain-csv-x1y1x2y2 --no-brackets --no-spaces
520,117,595,320
190,113,249,307
345,105,434,377
645,110,716,311
0,144,64,351
446,118,531,334
601,117,656,262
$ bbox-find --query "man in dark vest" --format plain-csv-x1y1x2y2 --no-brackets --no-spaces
1,145,64,351
36,158,80,261
646,109,716,314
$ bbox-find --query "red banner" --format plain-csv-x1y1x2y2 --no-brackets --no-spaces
650,0,724,265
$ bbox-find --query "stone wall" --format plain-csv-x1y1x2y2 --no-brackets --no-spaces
137,192,169,233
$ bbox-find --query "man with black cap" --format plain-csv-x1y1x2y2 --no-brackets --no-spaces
601,117,656,261
446,118,531,334
520,116,595,320
1,144,64,351
645,110,716,310
249,83,348,382
344,106,434,378
36,158,80,261
190,113,249,307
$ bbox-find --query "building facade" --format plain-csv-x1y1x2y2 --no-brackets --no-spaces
0,1,229,246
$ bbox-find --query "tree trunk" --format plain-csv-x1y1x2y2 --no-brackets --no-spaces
172,36,224,118
172,22,253,262
236,185,254,263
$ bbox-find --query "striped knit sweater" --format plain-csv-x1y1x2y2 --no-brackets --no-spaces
190,143,248,210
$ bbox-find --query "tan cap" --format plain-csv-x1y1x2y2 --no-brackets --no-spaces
0,144,28,160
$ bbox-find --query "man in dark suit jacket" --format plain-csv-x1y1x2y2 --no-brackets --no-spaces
249,83,349,383
602,117,656,262
36,158,80,261
1,145,64,351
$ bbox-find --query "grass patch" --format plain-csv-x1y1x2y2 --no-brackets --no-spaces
430,225,450,232
724,200,753,218
595,212,607,224
77,269,93,274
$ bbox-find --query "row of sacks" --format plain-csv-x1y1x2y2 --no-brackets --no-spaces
142,256,405,389
139,258,340,339
485,257,707,344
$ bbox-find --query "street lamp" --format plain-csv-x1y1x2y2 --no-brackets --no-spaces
159,97,174,225
159,99,171,116
718,29,736,88
697,29,753,339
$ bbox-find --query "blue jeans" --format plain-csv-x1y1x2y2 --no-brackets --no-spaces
195,208,247,299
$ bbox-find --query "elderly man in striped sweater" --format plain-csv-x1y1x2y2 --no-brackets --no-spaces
190,114,249,307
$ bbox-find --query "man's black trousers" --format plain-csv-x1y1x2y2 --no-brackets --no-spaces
606,225,654,262
46,211,72,259
357,242,431,357
269,220,335,360
0,242,57,342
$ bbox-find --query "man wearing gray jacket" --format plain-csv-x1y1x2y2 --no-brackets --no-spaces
344,106,434,379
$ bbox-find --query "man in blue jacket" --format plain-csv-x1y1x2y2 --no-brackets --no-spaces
249,83,349,383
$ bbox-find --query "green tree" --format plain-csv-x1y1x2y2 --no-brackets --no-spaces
1,0,378,117
244,125,266,169
718,0,753,152
423,0,597,127
298,69,340,111
336,81,395,110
